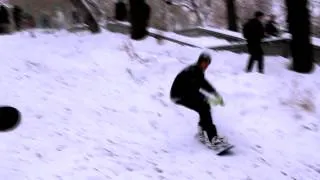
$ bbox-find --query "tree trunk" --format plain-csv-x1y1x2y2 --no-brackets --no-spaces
285,0,314,73
129,0,150,40
69,0,101,33
226,0,238,31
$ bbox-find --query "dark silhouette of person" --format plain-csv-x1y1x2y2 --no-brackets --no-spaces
243,11,266,73
170,52,227,147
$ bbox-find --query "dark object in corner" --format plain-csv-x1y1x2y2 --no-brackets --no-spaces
0,106,21,132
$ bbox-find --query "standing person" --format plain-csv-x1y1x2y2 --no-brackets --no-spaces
265,14,279,37
243,11,266,73
170,52,227,147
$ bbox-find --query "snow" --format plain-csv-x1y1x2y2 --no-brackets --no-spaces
1,29,320,180
312,37,320,46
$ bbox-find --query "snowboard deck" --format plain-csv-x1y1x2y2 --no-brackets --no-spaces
212,143,234,155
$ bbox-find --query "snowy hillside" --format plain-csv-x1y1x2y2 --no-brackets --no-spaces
1,30,320,180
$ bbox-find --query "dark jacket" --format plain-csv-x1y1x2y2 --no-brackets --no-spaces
265,20,279,37
243,18,265,44
170,64,217,100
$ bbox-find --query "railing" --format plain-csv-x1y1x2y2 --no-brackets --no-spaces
174,26,245,42
106,21,200,47
175,26,320,63
106,22,320,63
209,38,290,59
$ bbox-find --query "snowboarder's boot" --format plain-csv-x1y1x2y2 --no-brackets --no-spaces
208,136,230,150
201,130,228,147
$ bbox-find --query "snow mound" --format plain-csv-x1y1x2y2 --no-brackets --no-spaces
1,30,320,180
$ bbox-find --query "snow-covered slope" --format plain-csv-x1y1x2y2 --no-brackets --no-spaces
1,30,320,180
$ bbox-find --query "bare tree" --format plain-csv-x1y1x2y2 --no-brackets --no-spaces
164,0,207,26
86,0,105,24
69,0,101,33
226,0,238,31
59,0,317,38
148,0,169,30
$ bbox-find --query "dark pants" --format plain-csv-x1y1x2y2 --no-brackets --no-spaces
175,93,218,140
246,43,264,73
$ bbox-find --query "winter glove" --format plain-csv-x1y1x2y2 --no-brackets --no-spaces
214,92,225,106
218,95,225,106
208,95,225,106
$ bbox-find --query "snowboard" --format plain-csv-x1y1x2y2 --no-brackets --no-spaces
0,106,21,132
195,134,234,155
211,143,234,155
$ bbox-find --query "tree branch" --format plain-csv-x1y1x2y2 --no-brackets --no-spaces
164,0,194,11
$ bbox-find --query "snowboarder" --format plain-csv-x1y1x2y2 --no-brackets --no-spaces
243,11,266,73
265,14,279,37
170,52,227,147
